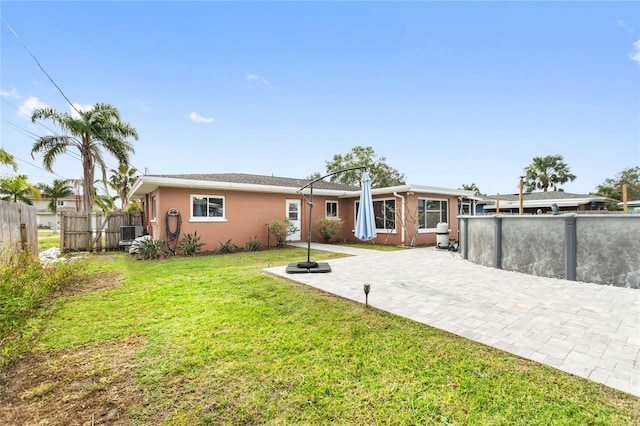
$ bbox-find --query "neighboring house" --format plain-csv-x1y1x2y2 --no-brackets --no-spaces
129,173,477,249
28,194,101,230
478,192,615,214
617,200,640,213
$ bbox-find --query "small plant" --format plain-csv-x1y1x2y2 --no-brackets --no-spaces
244,236,263,252
268,217,299,247
178,231,206,256
129,236,166,260
315,218,342,243
215,239,237,254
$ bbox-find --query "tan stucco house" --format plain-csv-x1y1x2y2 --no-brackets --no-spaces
129,173,477,250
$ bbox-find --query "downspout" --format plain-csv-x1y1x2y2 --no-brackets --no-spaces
393,192,406,245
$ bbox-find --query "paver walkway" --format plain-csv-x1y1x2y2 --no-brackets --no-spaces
264,243,640,397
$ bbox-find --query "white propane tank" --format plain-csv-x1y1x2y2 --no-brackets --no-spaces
436,222,449,248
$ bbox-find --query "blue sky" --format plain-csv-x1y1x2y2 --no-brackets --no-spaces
1,1,639,196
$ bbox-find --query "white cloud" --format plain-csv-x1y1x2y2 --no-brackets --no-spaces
189,112,214,123
131,97,148,112
0,88,22,99
246,73,269,85
18,96,49,118
630,40,640,63
71,103,94,119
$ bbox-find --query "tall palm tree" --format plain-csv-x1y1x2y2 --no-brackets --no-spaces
30,103,138,215
109,162,138,210
523,155,576,192
0,148,18,171
0,175,41,204
37,179,74,231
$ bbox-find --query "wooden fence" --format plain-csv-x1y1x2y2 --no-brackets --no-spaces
0,200,38,256
61,211,142,251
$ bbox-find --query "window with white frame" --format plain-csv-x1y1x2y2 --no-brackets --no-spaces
151,196,157,221
356,199,396,231
325,201,338,218
57,200,65,207
191,195,226,221
418,198,448,230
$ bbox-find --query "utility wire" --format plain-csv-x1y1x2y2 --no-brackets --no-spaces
1,15,81,117
1,16,144,174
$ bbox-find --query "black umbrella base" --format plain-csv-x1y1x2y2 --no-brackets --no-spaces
286,262,332,274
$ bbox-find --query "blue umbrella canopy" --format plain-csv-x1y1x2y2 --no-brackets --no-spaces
355,171,376,241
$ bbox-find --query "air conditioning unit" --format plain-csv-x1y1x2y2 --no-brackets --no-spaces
121,225,143,242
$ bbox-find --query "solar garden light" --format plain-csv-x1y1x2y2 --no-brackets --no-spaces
363,283,371,306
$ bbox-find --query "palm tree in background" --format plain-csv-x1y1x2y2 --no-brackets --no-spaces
38,179,74,231
0,175,41,204
523,155,576,192
30,103,138,215
109,162,138,210
0,148,18,171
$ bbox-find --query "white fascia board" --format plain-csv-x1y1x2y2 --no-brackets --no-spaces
128,176,352,198
342,185,474,199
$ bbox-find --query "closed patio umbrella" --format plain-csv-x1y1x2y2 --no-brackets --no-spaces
355,171,376,241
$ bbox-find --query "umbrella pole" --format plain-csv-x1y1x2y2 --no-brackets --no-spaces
307,185,313,264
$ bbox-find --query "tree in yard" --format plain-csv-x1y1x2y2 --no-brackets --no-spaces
323,146,406,188
523,154,576,192
459,183,481,195
30,103,138,215
594,166,640,201
37,179,74,231
0,148,18,171
37,179,74,213
0,175,41,204
109,162,138,210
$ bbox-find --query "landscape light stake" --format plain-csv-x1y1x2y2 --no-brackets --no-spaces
363,283,371,306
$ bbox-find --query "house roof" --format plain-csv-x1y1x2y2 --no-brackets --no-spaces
130,173,360,198
129,172,476,199
478,192,616,209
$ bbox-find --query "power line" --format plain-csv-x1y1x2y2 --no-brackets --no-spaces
1,14,82,118
1,17,144,174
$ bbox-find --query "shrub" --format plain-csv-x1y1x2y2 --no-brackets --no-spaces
315,218,342,243
244,236,263,252
178,231,206,256
215,239,238,254
268,217,299,247
0,245,85,365
129,236,166,260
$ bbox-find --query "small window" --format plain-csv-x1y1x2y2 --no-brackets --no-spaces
151,196,157,221
191,194,226,221
57,200,65,207
418,198,448,230
326,201,338,218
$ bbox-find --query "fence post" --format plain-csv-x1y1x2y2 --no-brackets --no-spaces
96,211,103,252
494,216,503,269
462,217,469,260
20,223,28,252
565,214,577,281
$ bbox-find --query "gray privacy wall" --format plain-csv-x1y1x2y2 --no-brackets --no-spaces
459,214,640,288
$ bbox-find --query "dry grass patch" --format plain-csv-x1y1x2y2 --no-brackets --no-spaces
0,334,147,425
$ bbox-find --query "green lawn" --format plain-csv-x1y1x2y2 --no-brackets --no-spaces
21,249,640,424
37,229,60,251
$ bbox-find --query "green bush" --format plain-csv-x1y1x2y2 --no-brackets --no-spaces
268,217,299,247
0,245,85,365
179,231,206,256
215,239,238,254
315,218,342,243
130,237,166,260
244,236,263,252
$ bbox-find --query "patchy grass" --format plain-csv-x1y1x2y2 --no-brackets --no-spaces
37,229,60,251
1,248,638,425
